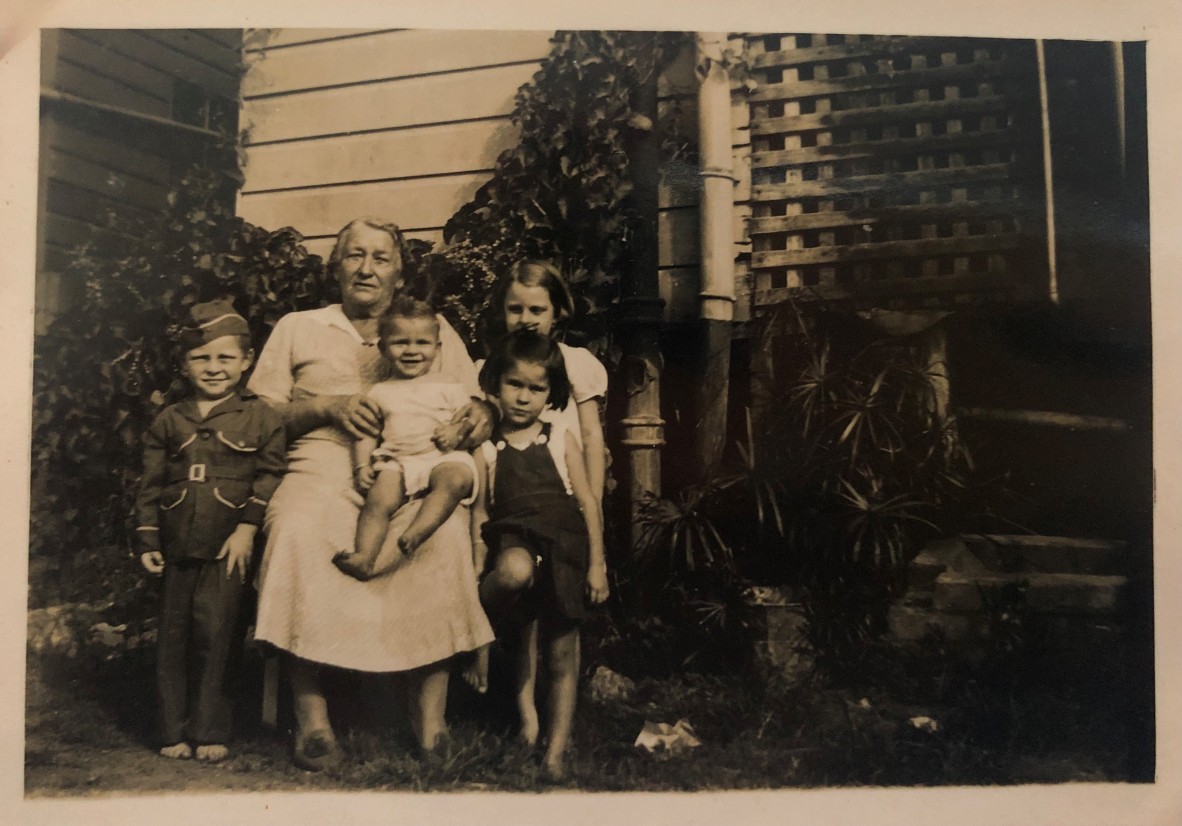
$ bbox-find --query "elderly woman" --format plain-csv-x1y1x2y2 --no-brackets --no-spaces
248,217,494,769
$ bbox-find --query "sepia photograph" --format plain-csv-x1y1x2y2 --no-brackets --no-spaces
5,1,1180,824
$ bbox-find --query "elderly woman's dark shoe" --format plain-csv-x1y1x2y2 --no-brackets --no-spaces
293,728,343,771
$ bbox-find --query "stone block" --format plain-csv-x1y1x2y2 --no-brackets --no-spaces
934,572,1126,615
888,604,990,643
750,602,812,682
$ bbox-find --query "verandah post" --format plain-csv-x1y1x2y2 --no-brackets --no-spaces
620,35,665,547
694,32,737,473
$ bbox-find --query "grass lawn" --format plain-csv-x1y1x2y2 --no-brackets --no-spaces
24,632,1148,795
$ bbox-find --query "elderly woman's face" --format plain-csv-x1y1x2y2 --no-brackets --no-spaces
336,224,403,314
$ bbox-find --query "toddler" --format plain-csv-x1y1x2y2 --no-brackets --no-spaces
332,296,477,580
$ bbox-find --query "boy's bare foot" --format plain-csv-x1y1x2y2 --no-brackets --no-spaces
195,744,229,762
159,742,192,759
460,645,490,694
332,551,377,581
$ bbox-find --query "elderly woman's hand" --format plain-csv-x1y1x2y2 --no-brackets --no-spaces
328,394,383,440
432,400,497,452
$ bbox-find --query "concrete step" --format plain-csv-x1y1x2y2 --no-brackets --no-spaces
889,603,1124,647
960,534,1126,575
933,571,1127,615
909,535,1128,595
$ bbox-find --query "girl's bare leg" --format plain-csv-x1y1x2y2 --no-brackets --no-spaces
462,545,536,693
541,625,580,780
515,619,541,746
398,463,473,555
407,659,451,753
334,467,406,580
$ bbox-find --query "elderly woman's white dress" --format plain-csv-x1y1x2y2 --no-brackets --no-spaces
248,305,493,672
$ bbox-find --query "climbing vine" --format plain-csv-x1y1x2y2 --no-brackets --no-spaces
428,30,692,355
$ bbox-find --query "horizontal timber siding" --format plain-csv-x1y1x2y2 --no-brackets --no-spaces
37,28,242,331
238,29,554,261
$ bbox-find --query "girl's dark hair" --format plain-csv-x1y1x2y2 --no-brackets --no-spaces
378,295,439,342
489,259,576,335
479,328,571,411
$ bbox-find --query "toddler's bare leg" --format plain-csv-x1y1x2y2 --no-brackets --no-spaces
398,462,474,556
541,624,580,781
334,466,405,581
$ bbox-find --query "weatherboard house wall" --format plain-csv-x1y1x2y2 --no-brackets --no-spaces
237,28,746,326
37,28,243,332
238,29,550,262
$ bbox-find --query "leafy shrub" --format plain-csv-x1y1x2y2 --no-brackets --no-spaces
30,163,334,609
628,306,1000,678
427,31,691,356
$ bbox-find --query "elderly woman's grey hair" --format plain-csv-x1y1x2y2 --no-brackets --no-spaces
326,217,408,273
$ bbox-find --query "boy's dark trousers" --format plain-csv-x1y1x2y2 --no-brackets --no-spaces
156,557,247,746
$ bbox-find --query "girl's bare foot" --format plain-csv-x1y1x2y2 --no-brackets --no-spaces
519,707,540,747
332,550,377,581
460,646,490,694
195,744,229,762
159,742,192,759
541,751,566,782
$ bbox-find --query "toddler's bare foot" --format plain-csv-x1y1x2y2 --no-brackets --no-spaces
460,645,490,694
397,531,424,558
195,744,229,762
159,742,192,759
332,551,377,581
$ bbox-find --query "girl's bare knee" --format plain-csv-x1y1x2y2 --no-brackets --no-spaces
494,547,535,591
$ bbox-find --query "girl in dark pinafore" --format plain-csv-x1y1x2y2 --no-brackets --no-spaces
466,329,608,781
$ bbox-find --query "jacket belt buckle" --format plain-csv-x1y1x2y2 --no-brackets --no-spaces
188,463,207,482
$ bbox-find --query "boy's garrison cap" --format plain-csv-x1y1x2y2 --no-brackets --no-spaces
180,300,250,351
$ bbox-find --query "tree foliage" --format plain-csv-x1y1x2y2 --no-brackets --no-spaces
428,30,690,355
31,32,694,606
30,163,333,603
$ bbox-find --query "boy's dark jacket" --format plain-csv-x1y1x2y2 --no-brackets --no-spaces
134,389,285,561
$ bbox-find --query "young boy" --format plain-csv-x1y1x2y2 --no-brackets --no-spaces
134,300,285,762
331,296,477,581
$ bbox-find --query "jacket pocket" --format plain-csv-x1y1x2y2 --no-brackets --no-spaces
169,433,197,458
213,486,248,509
216,430,260,453
160,488,187,510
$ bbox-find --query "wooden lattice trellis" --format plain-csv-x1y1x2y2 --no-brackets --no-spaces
745,33,1046,310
